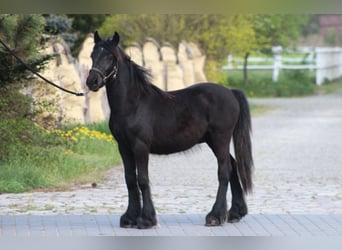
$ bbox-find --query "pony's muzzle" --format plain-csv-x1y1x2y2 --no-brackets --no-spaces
86,73,103,91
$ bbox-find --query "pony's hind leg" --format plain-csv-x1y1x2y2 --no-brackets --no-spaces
205,133,232,226
228,154,248,223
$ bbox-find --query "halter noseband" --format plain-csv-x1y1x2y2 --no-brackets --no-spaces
90,62,118,84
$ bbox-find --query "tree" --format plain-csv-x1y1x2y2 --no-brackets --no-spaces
253,14,309,49
0,14,49,86
233,14,309,84
44,14,72,35
67,14,107,56
99,14,185,47
224,15,268,84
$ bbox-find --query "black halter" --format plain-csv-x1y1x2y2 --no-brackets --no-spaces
90,42,119,84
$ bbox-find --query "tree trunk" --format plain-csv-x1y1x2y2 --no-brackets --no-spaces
243,52,250,85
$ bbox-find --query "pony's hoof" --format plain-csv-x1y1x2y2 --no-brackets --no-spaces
137,216,157,229
205,212,226,226
227,210,247,223
227,210,245,223
227,203,247,223
120,214,137,228
227,214,242,223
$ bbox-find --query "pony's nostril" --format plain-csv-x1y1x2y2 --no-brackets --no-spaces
90,83,100,91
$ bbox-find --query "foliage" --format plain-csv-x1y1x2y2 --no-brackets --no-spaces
99,14,310,58
43,14,77,48
98,14,310,82
66,14,107,56
0,14,121,193
0,86,121,193
222,69,316,97
325,27,341,46
99,14,230,62
301,14,320,37
42,14,107,56
0,85,34,160
225,15,266,57
68,14,107,35
253,14,309,50
44,14,72,35
97,14,250,81
316,79,342,94
0,14,50,86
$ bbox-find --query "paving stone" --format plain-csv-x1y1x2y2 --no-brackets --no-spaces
0,214,342,236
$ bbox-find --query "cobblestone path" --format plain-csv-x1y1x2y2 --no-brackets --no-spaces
1,90,341,217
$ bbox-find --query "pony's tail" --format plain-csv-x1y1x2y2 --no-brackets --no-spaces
232,89,254,194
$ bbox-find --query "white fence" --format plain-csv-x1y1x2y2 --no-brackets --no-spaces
223,46,342,85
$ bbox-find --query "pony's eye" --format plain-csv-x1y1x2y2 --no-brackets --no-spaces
105,54,113,60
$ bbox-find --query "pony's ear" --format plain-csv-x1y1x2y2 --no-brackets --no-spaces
112,32,120,46
94,31,101,44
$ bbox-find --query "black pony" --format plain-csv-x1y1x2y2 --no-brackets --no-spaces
86,31,253,229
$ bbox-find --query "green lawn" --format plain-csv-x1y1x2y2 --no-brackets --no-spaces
0,121,121,193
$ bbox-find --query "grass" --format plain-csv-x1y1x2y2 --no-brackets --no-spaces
250,103,272,117
0,88,121,194
315,79,342,94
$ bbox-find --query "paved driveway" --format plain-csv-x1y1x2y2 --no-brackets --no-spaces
249,89,342,214
0,89,342,217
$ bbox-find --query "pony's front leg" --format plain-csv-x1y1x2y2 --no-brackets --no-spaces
134,142,157,229
118,144,141,228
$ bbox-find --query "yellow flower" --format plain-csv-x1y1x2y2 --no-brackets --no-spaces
64,149,74,155
48,126,113,143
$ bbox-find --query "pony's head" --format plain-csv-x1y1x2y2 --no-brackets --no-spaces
86,31,120,91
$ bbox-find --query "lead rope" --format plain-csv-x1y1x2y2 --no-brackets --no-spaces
0,38,84,96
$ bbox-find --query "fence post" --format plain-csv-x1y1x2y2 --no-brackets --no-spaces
272,46,282,82
315,47,325,85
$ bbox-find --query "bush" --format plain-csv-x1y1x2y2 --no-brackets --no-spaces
0,85,34,161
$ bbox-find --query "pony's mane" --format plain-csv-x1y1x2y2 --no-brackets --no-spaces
117,46,172,98
99,39,172,98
